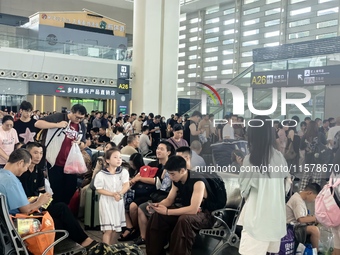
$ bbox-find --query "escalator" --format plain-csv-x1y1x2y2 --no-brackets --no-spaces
182,64,323,120
182,65,254,118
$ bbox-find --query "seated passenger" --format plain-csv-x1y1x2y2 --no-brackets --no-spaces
17,143,97,250
121,134,140,156
190,140,206,169
167,124,188,150
112,126,125,145
145,156,214,255
133,141,175,245
175,146,192,170
286,183,321,250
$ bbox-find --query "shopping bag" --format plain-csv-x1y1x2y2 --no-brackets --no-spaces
13,211,55,255
64,143,87,174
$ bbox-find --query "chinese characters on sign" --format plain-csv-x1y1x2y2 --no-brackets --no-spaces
65,87,115,96
251,65,340,87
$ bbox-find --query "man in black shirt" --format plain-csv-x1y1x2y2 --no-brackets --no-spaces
96,127,110,147
14,101,38,144
183,111,202,146
146,156,213,255
149,115,161,151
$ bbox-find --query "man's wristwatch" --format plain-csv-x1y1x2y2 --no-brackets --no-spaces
119,193,124,200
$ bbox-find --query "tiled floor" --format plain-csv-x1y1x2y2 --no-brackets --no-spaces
80,221,148,254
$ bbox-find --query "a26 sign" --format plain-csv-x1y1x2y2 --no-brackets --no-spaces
117,78,129,94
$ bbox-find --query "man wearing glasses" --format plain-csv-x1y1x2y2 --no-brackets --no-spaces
35,104,87,205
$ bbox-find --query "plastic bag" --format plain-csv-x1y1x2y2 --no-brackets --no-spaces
319,225,334,254
64,143,87,174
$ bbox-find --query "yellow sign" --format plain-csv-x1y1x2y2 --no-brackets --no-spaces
118,83,129,90
29,9,126,37
251,75,267,85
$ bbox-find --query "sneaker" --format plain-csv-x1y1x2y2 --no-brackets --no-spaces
133,236,146,247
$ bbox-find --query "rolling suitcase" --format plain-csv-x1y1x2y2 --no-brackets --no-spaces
84,187,100,230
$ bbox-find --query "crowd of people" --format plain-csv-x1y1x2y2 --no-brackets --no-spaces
1,101,340,255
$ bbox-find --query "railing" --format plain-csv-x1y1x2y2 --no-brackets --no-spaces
0,33,132,62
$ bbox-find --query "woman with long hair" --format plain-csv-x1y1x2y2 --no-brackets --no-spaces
299,120,327,191
284,120,300,171
238,116,289,255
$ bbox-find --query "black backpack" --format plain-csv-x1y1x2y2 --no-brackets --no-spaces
201,172,227,211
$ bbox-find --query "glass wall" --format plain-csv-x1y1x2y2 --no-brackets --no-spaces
0,95,25,112
70,99,104,112
178,0,340,98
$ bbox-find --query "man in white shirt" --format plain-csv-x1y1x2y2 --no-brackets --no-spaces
112,126,125,145
222,114,235,140
327,117,340,149
132,115,143,134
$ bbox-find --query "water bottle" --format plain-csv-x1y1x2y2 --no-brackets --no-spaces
303,244,313,255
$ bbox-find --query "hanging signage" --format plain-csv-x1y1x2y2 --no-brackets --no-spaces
29,82,116,99
288,65,340,86
117,64,130,79
250,70,288,87
251,65,340,87
117,79,130,94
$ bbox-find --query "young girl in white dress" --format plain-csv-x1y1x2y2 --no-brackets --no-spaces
94,147,129,244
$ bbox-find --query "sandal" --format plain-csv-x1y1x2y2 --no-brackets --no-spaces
118,228,135,241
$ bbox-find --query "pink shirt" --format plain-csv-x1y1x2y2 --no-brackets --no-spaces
0,127,19,164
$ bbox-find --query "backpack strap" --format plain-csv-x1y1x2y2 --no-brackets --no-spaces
45,128,61,148
169,138,179,150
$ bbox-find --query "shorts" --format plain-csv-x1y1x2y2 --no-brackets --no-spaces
331,225,340,249
139,202,153,219
239,230,280,255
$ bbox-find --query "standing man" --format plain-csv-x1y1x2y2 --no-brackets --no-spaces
183,111,202,146
35,104,87,204
149,115,161,152
14,101,38,144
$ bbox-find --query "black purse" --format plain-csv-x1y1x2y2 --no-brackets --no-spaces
132,182,156,197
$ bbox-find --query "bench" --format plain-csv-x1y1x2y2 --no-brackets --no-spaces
0,193,86,255
192,173,242,255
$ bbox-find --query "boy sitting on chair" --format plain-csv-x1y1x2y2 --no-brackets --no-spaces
286,183,321,250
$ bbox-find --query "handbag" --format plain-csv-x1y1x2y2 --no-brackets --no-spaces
132,182,156,197
124,189,135,211
139,166,159,178
284,139,296,160
64,143,87,174
13,211,55,255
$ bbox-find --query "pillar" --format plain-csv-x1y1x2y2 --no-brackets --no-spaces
132,0,180,117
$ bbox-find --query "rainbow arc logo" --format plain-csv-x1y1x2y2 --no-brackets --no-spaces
196,82,223,106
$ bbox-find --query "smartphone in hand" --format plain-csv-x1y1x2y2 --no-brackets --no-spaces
147,201,155,214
